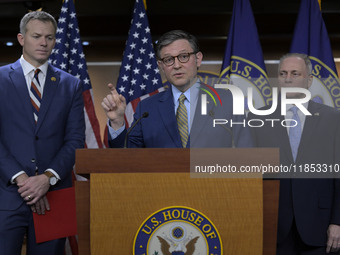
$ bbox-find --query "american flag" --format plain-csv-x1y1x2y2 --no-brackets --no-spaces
49,0,103,149
49,0,103,253
117,0,163,128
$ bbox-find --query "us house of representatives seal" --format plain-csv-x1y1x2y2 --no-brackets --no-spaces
133,206,222,255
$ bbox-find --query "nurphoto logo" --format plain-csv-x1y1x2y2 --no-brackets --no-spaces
201,84,312,128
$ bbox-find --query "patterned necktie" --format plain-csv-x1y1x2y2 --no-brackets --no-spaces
176,94,189,148
289,106,302,161
30,69,42,123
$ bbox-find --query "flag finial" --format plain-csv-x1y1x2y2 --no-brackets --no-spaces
29,8,43,12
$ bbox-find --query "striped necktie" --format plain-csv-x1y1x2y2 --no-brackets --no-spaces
30,69,42,123
289,106,302,161
176,93,189,148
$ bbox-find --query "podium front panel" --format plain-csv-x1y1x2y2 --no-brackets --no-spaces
90,173,263,254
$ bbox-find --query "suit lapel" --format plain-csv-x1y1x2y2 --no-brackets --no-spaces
36,65,60,131
157,88,182,148
9,60,36,127
190,87,215,147
272,106,295,163
296,101,319,161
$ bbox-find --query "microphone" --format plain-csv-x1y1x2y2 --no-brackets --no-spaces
124,112,149,148
209,110,235,148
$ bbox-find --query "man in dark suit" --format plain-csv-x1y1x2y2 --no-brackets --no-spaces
102,30,252,148
248,53,340,254
0,11,85,254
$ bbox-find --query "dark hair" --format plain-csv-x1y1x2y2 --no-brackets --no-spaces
279,53,312,75
155,30,200,59
20,11,57,35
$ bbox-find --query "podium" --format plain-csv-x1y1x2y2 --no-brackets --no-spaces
75,148,279,254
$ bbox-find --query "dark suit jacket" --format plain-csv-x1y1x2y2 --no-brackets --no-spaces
248,100,340,246
109,84,253,148
0,59,85,211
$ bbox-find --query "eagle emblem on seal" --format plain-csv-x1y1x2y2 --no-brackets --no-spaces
157,236,199,255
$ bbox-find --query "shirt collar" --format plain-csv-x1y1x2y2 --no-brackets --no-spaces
171,79,201,103
287,101,309,112
20,55,48,77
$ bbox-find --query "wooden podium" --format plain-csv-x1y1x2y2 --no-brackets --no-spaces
75,148,279,255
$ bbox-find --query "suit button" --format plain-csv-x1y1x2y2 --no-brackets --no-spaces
31,159,36,163
35,136,39,140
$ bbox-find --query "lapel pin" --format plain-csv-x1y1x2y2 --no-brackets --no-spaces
51,77,56,82
314,112,320,116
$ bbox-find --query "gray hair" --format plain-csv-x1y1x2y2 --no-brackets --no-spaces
279,53,313,75
155,30,200,59
19,11,57,35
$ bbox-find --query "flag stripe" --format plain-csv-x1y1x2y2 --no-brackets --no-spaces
83,90,103,147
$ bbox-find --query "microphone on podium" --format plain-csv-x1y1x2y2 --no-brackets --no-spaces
209,110,235,148
124,112,149,148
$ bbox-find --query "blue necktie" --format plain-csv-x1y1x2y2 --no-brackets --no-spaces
289,106,302,161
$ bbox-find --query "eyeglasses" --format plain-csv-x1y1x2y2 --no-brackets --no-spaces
159,52,196,66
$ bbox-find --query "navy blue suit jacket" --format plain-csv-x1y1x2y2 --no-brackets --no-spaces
109,85,253,148
248,100,340,246
0,60,85,211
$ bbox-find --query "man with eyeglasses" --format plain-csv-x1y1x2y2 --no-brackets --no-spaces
102,30,253,148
